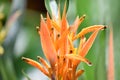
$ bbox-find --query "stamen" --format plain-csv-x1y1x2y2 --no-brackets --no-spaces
57,55,60,59
79,14,86,21
51,21,61,32
22,57,29,62
36,26,40,32
57,34,60,38
51,27,54,31
37,56,50,69
103,25,107,29
69,50,73,54
85,59,92,66
82,14,86,19
63,58,65,62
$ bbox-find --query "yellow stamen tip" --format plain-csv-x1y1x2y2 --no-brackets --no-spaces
37,56,41,60
36,26,40,31
22,57,29,62
87,61,92,66
104,25,107,29
82,14,86,18
40,14,44,20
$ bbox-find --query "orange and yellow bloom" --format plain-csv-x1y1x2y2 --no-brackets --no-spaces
22,6,106,80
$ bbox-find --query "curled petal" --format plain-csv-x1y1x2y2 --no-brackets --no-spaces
22,57,50,77
37,56,50,70
80,27,104,57
73,25,105,40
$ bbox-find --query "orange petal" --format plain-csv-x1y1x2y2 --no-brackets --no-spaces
61,16,68,34
55,28,70,51
46,13,52,31
80,27,103,57
73,25,105,40
51,20,61,32
37,56,50,70
77,36,86,54
75,70,84,78
70,15,86,33
108,27,114,80
22,57,50,77
39,17,57,67
66,54,92,66
58,17,68,55
68,35,74,50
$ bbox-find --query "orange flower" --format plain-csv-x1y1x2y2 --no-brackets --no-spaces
22,6,106,80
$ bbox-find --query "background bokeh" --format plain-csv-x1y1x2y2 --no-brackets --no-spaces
0,0,120,80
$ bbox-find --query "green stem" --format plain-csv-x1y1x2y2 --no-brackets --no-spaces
0,56,17,80
0,58,8,80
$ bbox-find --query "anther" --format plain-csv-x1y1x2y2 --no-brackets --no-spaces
36,26,40,32
51,27,54,31
37,56,41,60
103,26,107,29
82,14,86,19
22,57,29,62
57,34,60,38
69,50,73,54
57,55,60,59
63,58,65,61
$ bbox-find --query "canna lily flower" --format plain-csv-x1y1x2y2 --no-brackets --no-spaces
22,5,106,80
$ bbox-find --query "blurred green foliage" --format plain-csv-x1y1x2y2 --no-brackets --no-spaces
76,0,120,80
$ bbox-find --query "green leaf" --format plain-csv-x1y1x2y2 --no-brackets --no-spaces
44,0,69,17
94,31,107,80
22,70,31,80
44,0,52,16
55,0,69,17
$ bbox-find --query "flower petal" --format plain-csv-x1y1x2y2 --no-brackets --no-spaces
75,70,84,78
37,56,50,70
46,13,52,31
55,28,70,51
22,57,50,77
61,16,68,34
66,54,92,66
77,36,86,54
108,27,114,80
51,20,61,32
70,15,86,33
39,17,57,67
79,27,104,57
73,25,105,40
